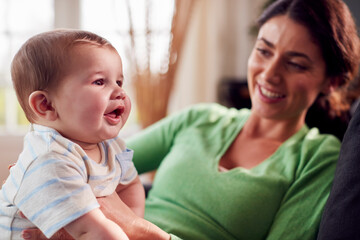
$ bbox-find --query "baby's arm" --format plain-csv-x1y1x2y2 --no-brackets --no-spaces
116,176,145,217
20,193,170,240
64,208,129,240
98,192,171,240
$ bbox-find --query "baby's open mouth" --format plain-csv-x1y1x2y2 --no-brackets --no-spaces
105,107,124,118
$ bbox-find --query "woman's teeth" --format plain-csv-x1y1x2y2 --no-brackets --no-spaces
260,86,284,98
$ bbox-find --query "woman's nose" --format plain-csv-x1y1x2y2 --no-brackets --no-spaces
261,58,282,84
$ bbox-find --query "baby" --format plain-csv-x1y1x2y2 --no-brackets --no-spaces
0,29,144,239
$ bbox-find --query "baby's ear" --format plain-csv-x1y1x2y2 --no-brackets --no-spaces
28,91,57,121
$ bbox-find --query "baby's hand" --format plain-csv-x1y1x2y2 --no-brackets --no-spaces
19,211,74,240
21,229,73,240
2,163,16,185
8,163,16,170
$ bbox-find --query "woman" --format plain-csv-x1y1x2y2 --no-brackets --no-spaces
22,0,360,239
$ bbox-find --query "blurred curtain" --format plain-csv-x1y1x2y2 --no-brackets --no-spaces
168,0,264,113
132,0,196,128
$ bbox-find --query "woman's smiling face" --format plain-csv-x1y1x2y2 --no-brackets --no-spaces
247,15,330,123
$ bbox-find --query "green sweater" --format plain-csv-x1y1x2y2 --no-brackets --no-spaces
127,104,340,240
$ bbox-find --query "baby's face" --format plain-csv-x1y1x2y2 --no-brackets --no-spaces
50,45,131,146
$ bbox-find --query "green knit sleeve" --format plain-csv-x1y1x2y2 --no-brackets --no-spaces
170,234,183,240
266,133,340,240
127,104,214,174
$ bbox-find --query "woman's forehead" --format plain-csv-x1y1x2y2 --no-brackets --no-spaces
258,15,323,60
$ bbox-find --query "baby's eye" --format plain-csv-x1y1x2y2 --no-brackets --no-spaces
93,79,104,85
116,80,123,87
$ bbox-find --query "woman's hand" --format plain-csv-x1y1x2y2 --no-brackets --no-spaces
98,192,170,240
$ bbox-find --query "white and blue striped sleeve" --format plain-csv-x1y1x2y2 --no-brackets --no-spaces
116,148,138,185
14,154,99,238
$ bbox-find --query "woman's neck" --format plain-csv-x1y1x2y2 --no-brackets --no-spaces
243,112,305,142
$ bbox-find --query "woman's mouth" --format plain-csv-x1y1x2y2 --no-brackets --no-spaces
259,85,285,99
258,85,286,103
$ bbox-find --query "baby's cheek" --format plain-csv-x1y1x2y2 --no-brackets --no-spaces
80,102,104,123
125,98,132,113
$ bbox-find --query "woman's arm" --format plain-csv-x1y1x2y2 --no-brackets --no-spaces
127,120,178,174
127,105,199,174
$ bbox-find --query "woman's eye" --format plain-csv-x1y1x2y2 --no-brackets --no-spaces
256,48,271,57
287,62,308,71
93,79,104,85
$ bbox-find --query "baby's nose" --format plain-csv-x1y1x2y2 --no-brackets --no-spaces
112,88,126,100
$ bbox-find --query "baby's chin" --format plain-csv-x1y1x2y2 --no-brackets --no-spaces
77,132,122,145
100,128,123,140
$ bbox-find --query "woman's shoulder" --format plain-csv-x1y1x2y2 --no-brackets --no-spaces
179,103,250,121
302,127,341,149
277,127,340,182
157,103,250,134
294,127,341,169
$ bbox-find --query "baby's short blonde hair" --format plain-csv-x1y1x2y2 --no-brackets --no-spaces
11,29,116,122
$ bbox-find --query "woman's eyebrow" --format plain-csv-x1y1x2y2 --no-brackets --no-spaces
286,51,312,62
257,37,274,48
258,37,313,62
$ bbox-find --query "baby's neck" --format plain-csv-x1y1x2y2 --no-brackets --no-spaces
33,123,104,163
71,141,101,163
80,143,102,164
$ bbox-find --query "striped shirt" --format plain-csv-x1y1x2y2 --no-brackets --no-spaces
0,124,137,239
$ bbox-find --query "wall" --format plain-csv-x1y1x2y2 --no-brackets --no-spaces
0,135,23,183
344,0,360,27
169,0,264,113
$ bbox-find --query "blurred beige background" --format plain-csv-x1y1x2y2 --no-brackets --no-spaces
1,0,359,183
